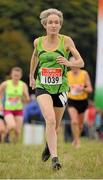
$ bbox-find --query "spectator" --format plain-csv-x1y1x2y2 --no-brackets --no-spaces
23,94,44,124
86,100,96,139
95,110,102,139
98,111,103,140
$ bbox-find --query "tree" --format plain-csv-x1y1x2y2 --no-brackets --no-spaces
0,30,32,81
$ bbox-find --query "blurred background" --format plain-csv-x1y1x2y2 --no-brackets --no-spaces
0,0,97,97
1,1,103,179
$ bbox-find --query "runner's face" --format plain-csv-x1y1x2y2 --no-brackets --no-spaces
45,14,61,35
11,71,22,81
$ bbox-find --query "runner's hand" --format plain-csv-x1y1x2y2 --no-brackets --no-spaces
0,104,3,111
29,75,36,90
57,56,69,66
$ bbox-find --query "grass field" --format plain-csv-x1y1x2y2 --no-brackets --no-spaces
0,136,103,179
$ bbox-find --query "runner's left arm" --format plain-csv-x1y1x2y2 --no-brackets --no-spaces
23,83,30,104
0,81,7,110
57,36,84,68
84,72,93,93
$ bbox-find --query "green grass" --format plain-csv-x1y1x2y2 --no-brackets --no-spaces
0,137,103,179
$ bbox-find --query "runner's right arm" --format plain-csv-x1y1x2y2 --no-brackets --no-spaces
0,81,7,110
29,38,39,89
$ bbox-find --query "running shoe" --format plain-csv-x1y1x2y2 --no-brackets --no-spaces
52,157,62,170
42,142,50,162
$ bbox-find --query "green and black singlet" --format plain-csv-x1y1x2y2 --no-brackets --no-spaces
35,34,70,94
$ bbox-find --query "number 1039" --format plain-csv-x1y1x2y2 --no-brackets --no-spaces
41,76,62,85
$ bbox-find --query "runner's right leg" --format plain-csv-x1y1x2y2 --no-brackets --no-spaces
37,94,57,159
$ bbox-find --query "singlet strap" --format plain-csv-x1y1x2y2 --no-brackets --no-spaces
37,36,43,51
58,35,65,51
58,35,70,58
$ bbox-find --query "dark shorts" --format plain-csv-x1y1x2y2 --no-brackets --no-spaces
0,114,4,121
0,114,6,125
35,88,68,107
68,98,88,114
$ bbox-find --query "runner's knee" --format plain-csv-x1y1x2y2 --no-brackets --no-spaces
7,122,16,130
72,121,79,126
46,118,56,127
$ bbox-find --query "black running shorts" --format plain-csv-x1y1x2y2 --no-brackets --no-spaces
35,88,68,107
67,98,88,114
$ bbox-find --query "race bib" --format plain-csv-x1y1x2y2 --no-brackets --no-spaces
41,68,62,85
70,84,84,95
7,97,21,106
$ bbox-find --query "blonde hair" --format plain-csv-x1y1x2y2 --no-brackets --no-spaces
40,8,63,26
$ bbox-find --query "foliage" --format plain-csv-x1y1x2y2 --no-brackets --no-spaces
0,30,32,81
